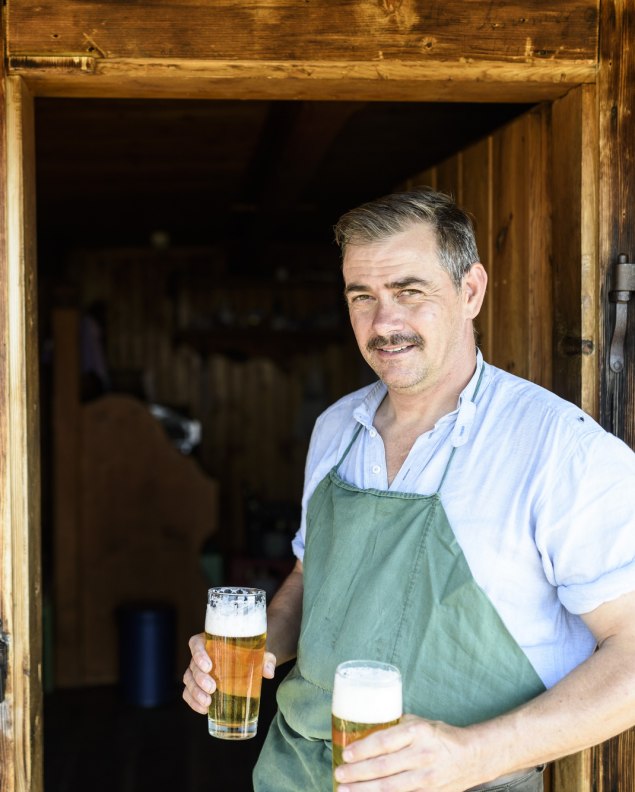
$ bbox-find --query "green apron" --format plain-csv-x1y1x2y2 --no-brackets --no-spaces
254,386,546,791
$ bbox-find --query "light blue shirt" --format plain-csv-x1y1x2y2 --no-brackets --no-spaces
292,351,635,689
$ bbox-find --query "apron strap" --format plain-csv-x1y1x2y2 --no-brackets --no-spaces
335,424,364,473
438,361,486,492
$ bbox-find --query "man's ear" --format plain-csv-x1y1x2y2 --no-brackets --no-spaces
463,263,488,319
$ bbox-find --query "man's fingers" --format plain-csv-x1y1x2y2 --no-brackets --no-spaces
182,667,211,713
341,720,417,763
263,651,277,679
183,665,214,710
182,682,210,715
188,633,212,672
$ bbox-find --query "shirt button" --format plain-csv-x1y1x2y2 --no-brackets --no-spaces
369,429,377,438
372,465,381,474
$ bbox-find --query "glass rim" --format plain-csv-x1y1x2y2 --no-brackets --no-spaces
207,586,266,601
335,659,401,677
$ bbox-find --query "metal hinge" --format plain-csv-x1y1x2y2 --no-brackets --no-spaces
0,619,9,703
609,254,635,373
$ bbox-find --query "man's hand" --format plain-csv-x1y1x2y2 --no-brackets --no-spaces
334,714,480,792
181,632,277,714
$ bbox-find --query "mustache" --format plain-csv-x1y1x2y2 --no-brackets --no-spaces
366,333,423,352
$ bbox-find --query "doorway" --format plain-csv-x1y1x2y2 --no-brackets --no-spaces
35,96,537,791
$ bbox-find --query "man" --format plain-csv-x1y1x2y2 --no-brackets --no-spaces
183,188,635,791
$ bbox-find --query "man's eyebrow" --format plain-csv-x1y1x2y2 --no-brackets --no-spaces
344,276,432,295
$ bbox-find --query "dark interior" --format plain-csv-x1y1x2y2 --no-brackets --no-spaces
37,97,532,792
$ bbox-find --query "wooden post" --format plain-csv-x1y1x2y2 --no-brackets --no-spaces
0,73,43,792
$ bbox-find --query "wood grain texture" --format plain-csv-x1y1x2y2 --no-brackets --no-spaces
599,0,635,445
0,43,14,792
596,0,635,778
9,57,597,102
7,1,598,64
490,106,551,385
1,75,43,792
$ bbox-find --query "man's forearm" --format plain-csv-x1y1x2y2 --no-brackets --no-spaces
467,595,635,784
266,559,304,666
336,591,635,792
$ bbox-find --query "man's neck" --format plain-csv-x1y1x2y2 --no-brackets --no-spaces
376,353,477,434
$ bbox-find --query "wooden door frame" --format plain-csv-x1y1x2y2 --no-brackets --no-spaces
0,74,42,792
1,3,632,787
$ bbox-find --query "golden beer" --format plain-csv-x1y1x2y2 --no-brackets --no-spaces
332,660,402,790
205,588,267,740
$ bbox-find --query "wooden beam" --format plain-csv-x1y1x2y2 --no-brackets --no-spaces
8,57,596,102
7,1,598,65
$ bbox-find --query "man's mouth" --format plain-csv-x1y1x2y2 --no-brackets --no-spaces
380,344,413,354
367,335,422,355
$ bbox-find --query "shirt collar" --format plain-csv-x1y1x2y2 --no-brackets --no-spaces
353,348,485,445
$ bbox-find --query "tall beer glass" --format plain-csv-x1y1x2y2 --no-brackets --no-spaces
205,587,267,740
332,660,402,789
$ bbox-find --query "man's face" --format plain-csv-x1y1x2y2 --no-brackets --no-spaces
342,223,478,396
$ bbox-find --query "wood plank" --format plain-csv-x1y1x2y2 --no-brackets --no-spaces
0,48,14,792
491,115,532,379
596,0,635,779
7,1,598,65
0,75,43,792
551,84,599,414
461,137,493,362
526,104,552,389
9,57,596,102
579,85,599,419
553,751,593,792
599,0,635,443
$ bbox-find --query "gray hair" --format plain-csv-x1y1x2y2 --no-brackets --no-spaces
334,187,480,289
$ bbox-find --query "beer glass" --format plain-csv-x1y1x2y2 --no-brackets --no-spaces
332,660,402,789
205,587,267,740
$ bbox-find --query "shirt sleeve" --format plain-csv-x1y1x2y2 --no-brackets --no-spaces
536,427,635,615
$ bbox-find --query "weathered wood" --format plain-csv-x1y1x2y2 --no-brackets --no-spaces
461,137,493,362
596,0,635,779
551,85,599,415
9,57,597,102
0,75,43,792
0,46,13,792
7,1,598,65
402,108,552,384
599,0,635,445
491,106,551,386
553,751,593,792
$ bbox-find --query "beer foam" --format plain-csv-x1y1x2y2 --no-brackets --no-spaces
205,601,266,638
332,664,402,723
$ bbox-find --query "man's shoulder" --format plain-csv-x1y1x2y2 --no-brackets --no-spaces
482,362,604,438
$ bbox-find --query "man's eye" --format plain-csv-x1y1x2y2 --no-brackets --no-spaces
399,289,422,297
350,294,372,303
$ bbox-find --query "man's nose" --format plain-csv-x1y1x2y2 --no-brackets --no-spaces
371,297,405,333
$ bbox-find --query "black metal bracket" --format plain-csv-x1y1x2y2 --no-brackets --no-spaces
609,254,635,373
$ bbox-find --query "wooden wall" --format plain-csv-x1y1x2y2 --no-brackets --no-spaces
52,244,361,553
407,103,552,388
